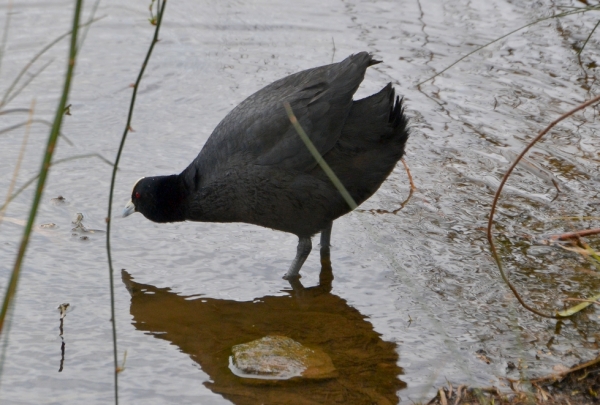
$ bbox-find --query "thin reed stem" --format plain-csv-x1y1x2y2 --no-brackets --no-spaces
105,1,167,403
0,15,102,109
0,108,32,115
3,59,54,107
78,0,101,51
416,7,599,86
578,18,600,57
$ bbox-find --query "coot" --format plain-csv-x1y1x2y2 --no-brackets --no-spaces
123,52,409,279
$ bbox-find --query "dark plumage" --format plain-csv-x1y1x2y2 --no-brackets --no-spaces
124,52,409,279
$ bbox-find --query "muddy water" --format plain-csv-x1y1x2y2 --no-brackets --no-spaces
1,0,599,403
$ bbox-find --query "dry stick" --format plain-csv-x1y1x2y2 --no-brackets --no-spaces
402,157,416,190
507,354,600,384
550,228,600,241
0,100,35,228
357,157,415,215
563,298,600,305
359,190,413,214
358,187,414,215
453,385,465,405
438,388,448,405
487,93,600,319
105,1,166,403
0,0,82,336
552,215,600,220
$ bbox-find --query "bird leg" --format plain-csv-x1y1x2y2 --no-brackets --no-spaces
319,222,334,284
286,258,333,296
282,237,312,279
320,221,333,250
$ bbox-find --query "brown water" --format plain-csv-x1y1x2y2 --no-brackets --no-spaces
1,0,599,403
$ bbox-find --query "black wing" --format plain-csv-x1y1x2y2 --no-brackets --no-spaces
183,53,379,187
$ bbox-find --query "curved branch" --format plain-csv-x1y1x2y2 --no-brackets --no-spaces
487,94,600,319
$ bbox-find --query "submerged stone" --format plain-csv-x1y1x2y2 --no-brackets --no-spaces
229,335,337,381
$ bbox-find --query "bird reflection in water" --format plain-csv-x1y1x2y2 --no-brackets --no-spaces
122,253,406,404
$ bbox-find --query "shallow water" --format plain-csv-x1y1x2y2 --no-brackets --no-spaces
1,0,599,403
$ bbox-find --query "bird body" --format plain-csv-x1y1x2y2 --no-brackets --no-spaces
124,52,409,278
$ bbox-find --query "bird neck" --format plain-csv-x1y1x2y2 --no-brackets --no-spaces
150,174,188,223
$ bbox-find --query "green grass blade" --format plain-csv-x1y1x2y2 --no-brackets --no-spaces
557,292,600,317
283,101,357,210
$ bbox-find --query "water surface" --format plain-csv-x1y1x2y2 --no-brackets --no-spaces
1,0,599,403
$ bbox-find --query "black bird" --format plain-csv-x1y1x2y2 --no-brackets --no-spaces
123,52,409,279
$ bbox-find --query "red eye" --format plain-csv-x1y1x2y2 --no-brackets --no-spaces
135,192,141,199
